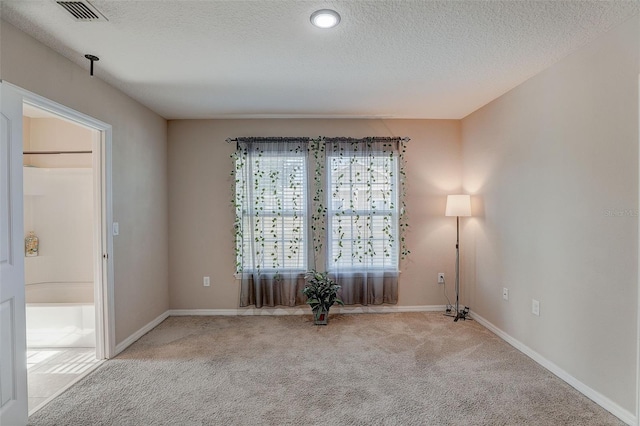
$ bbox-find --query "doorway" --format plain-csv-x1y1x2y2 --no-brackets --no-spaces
22,103,103,413
1,82,114,425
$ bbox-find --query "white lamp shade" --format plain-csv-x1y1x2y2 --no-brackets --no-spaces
445,194,471,217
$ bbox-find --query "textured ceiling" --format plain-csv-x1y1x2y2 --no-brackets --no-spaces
1,1,638,120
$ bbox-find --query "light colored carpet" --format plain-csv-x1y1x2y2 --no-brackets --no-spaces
28,313,623,425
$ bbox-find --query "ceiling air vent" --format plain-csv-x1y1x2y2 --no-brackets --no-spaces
56,1,108,21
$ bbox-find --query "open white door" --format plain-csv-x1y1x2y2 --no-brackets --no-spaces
0,82,28,425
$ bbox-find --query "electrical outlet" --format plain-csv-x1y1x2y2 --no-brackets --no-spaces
438,273,445,284
203,276,210,287
502,287,509,301
532,299,540,316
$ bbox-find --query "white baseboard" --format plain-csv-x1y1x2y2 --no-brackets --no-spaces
114,311,170,356
335,304,447,314
169,309,242,316
471,311,637,426
168,305,447,317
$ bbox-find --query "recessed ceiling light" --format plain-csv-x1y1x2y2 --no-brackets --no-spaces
310,9,341,29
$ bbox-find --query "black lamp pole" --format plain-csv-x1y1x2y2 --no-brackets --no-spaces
453,215,463,321
445,194,471,322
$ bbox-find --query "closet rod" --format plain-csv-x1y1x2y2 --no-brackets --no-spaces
23,150,92,155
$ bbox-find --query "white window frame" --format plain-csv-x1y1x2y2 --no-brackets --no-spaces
236,151,308,274
325,152,400,272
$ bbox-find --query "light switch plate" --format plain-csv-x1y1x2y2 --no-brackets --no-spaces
112,222,119,236
502,288,509,301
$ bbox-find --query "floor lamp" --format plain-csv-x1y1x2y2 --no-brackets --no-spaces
445,194,471,321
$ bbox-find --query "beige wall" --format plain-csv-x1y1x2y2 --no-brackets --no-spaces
1,20,170,345
24,117,93,168
168,119,461,309
461,15,639,413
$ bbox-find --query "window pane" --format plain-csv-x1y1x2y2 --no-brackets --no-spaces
236,152,307,272
328,154,398,271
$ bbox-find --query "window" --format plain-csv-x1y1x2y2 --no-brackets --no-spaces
326,143,399,271
234,137,406,308
234,141,307,273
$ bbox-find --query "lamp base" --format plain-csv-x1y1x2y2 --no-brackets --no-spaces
453,306,471,322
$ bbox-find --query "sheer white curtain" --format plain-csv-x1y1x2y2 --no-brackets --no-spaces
233,138,309,307
233,137,406,308
325,138,400,305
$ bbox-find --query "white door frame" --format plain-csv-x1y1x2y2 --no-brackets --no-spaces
1,80,29,426
8,82,115,359
637,73,640,426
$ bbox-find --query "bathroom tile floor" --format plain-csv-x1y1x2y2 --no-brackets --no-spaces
27,347,101,413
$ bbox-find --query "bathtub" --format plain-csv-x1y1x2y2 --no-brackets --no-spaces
25,282,96,348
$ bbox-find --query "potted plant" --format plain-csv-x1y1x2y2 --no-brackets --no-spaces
302,270,344,325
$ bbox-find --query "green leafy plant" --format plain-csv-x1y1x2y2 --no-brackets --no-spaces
302,270,344,319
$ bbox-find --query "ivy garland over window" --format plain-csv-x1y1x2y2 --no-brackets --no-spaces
230,137,409,275
309,138,326,265
324,137,409,270
231,138,309,274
